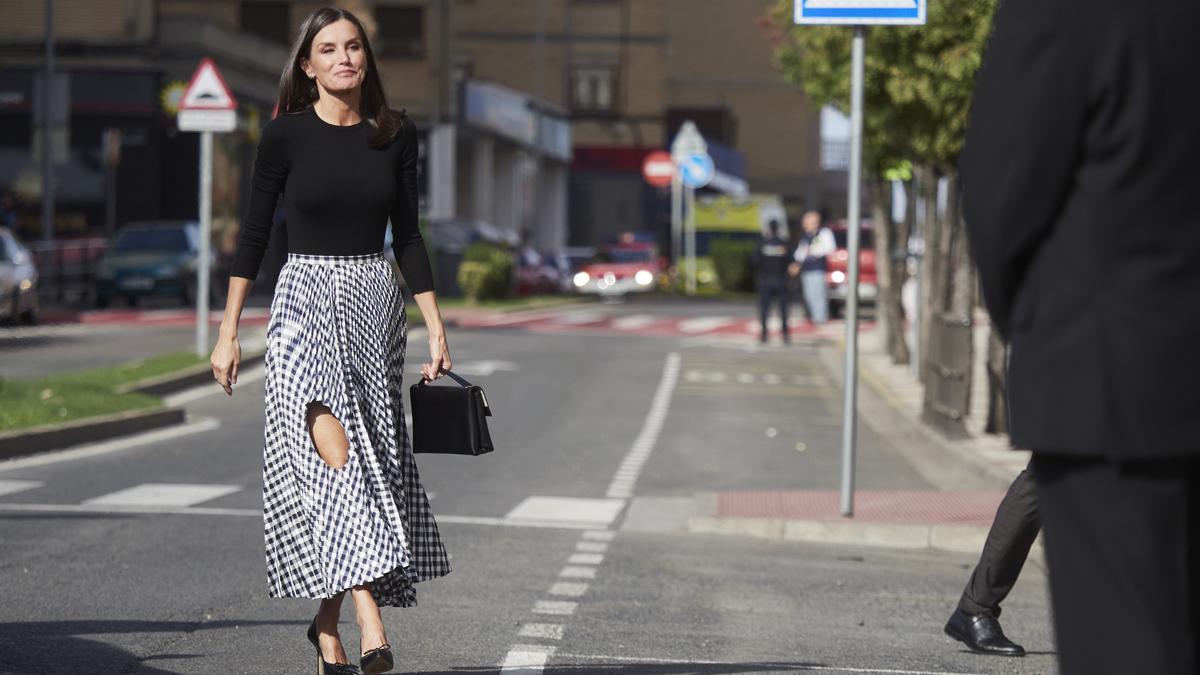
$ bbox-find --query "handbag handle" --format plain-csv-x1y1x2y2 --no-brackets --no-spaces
417,370,473,388
416,370,491,414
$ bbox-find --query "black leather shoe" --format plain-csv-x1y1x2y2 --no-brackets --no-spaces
308,618,363,675
944,608,1026,656
360,643,394,674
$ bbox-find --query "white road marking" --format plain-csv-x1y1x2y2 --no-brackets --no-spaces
547,582,589,597
550,653,983,675
605,352,680,499
0,417,221,472
505,496,626,526
683,370,704,382
736,372,755,384
764,373,783,385
500,644,556,673
610,314,657,330
84,483,240,507
163,365,265,406
582,530,615,541
678,317,736,334
0,479,43,497
567,553,604,566
517,623,564,640
558,566,597,579
532,600,577,616
554,311,607,325
0,503,620,529
575,541,608,553
0,502,261,517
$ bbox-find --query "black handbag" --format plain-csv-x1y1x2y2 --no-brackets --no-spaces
409,370,494,455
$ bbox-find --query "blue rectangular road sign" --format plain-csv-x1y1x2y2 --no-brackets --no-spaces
795,0,927,25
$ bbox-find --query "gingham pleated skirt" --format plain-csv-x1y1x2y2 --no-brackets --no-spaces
261,251,450,607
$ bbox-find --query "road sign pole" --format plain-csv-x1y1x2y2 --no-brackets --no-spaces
671,172,682,271
685,186,697,295
840,26,866,517
196,130,212,357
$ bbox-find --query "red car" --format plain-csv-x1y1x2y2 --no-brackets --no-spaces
825,220,877,316
571,242,664,296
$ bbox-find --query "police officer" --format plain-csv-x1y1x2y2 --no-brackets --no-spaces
754,220,792,344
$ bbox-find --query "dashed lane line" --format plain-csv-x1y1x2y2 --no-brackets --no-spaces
502,353,681,673
549,653,984,675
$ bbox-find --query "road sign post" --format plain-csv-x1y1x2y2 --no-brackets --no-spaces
177,58,237,358
671,122,712,295
795,0,926,517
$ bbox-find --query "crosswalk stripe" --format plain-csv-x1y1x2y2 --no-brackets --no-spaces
83,483,241,507
554,311,607,325
678,317,737,334
610,314,658,330
0,479,43,497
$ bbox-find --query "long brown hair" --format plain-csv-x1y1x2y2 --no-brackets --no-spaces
276,7,402,149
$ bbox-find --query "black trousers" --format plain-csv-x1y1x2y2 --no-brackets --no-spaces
957,464,1041,617
757,280,790,340
1032,454,1200,675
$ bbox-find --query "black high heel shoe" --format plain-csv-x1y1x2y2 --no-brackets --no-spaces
307,618,362,675
359,641,394,674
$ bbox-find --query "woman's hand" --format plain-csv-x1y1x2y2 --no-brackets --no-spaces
211,333,241,396
422,332,452,381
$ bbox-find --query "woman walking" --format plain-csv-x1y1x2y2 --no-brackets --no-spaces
209,8,451,674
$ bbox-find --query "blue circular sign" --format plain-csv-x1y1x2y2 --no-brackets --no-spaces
679,153,715,189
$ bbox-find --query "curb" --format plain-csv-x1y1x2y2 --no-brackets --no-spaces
687,516,989,554
115,350,266,397
0,406,187,460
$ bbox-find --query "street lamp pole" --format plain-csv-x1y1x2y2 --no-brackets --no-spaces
839,26,866,517
41,0,56,243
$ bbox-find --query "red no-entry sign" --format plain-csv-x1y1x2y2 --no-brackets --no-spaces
642,151,675,188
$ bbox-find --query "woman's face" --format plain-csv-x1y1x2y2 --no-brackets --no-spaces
301,19,367,97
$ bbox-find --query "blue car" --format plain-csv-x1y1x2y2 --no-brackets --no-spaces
95,221,215,307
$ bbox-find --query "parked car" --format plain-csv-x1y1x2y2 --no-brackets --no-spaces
94,221,215,307
571,241,665,296
515,247,567,297
825,220,877,317
0,227,39,325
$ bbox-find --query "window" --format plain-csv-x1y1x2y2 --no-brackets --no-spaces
376,6,425,58
571,65,617,113
240,2,291,45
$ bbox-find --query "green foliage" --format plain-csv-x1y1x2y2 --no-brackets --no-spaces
709,238,758,293
768,0,996,174
0,350,208,432
457,242,514,302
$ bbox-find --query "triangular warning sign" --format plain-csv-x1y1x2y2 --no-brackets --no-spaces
180,58,237,111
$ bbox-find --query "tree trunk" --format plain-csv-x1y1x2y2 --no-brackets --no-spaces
917,165,944,383
871,178,910,364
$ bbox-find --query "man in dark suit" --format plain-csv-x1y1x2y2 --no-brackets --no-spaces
960,0,1200,672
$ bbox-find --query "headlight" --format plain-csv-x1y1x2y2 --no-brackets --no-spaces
831,271,846,283
634,270,654,286
573,272,590,287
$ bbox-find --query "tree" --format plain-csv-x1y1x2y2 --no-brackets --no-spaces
764,0,999,430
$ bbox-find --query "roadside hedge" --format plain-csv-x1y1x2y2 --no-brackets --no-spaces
457,242,514,302
709,238,758,293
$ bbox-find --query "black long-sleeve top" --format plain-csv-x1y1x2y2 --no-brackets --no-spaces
230,107,434,293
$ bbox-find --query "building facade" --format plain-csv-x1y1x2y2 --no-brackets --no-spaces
1,0,821,270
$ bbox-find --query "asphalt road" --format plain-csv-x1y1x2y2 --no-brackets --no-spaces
0,298,1055,674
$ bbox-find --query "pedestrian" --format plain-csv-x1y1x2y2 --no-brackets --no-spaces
789,210,835,324
943,462,1038,657
754,219,792,343
208,8,452,674
961,0,1200,672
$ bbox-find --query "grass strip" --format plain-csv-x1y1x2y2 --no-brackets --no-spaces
0,351,207,433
